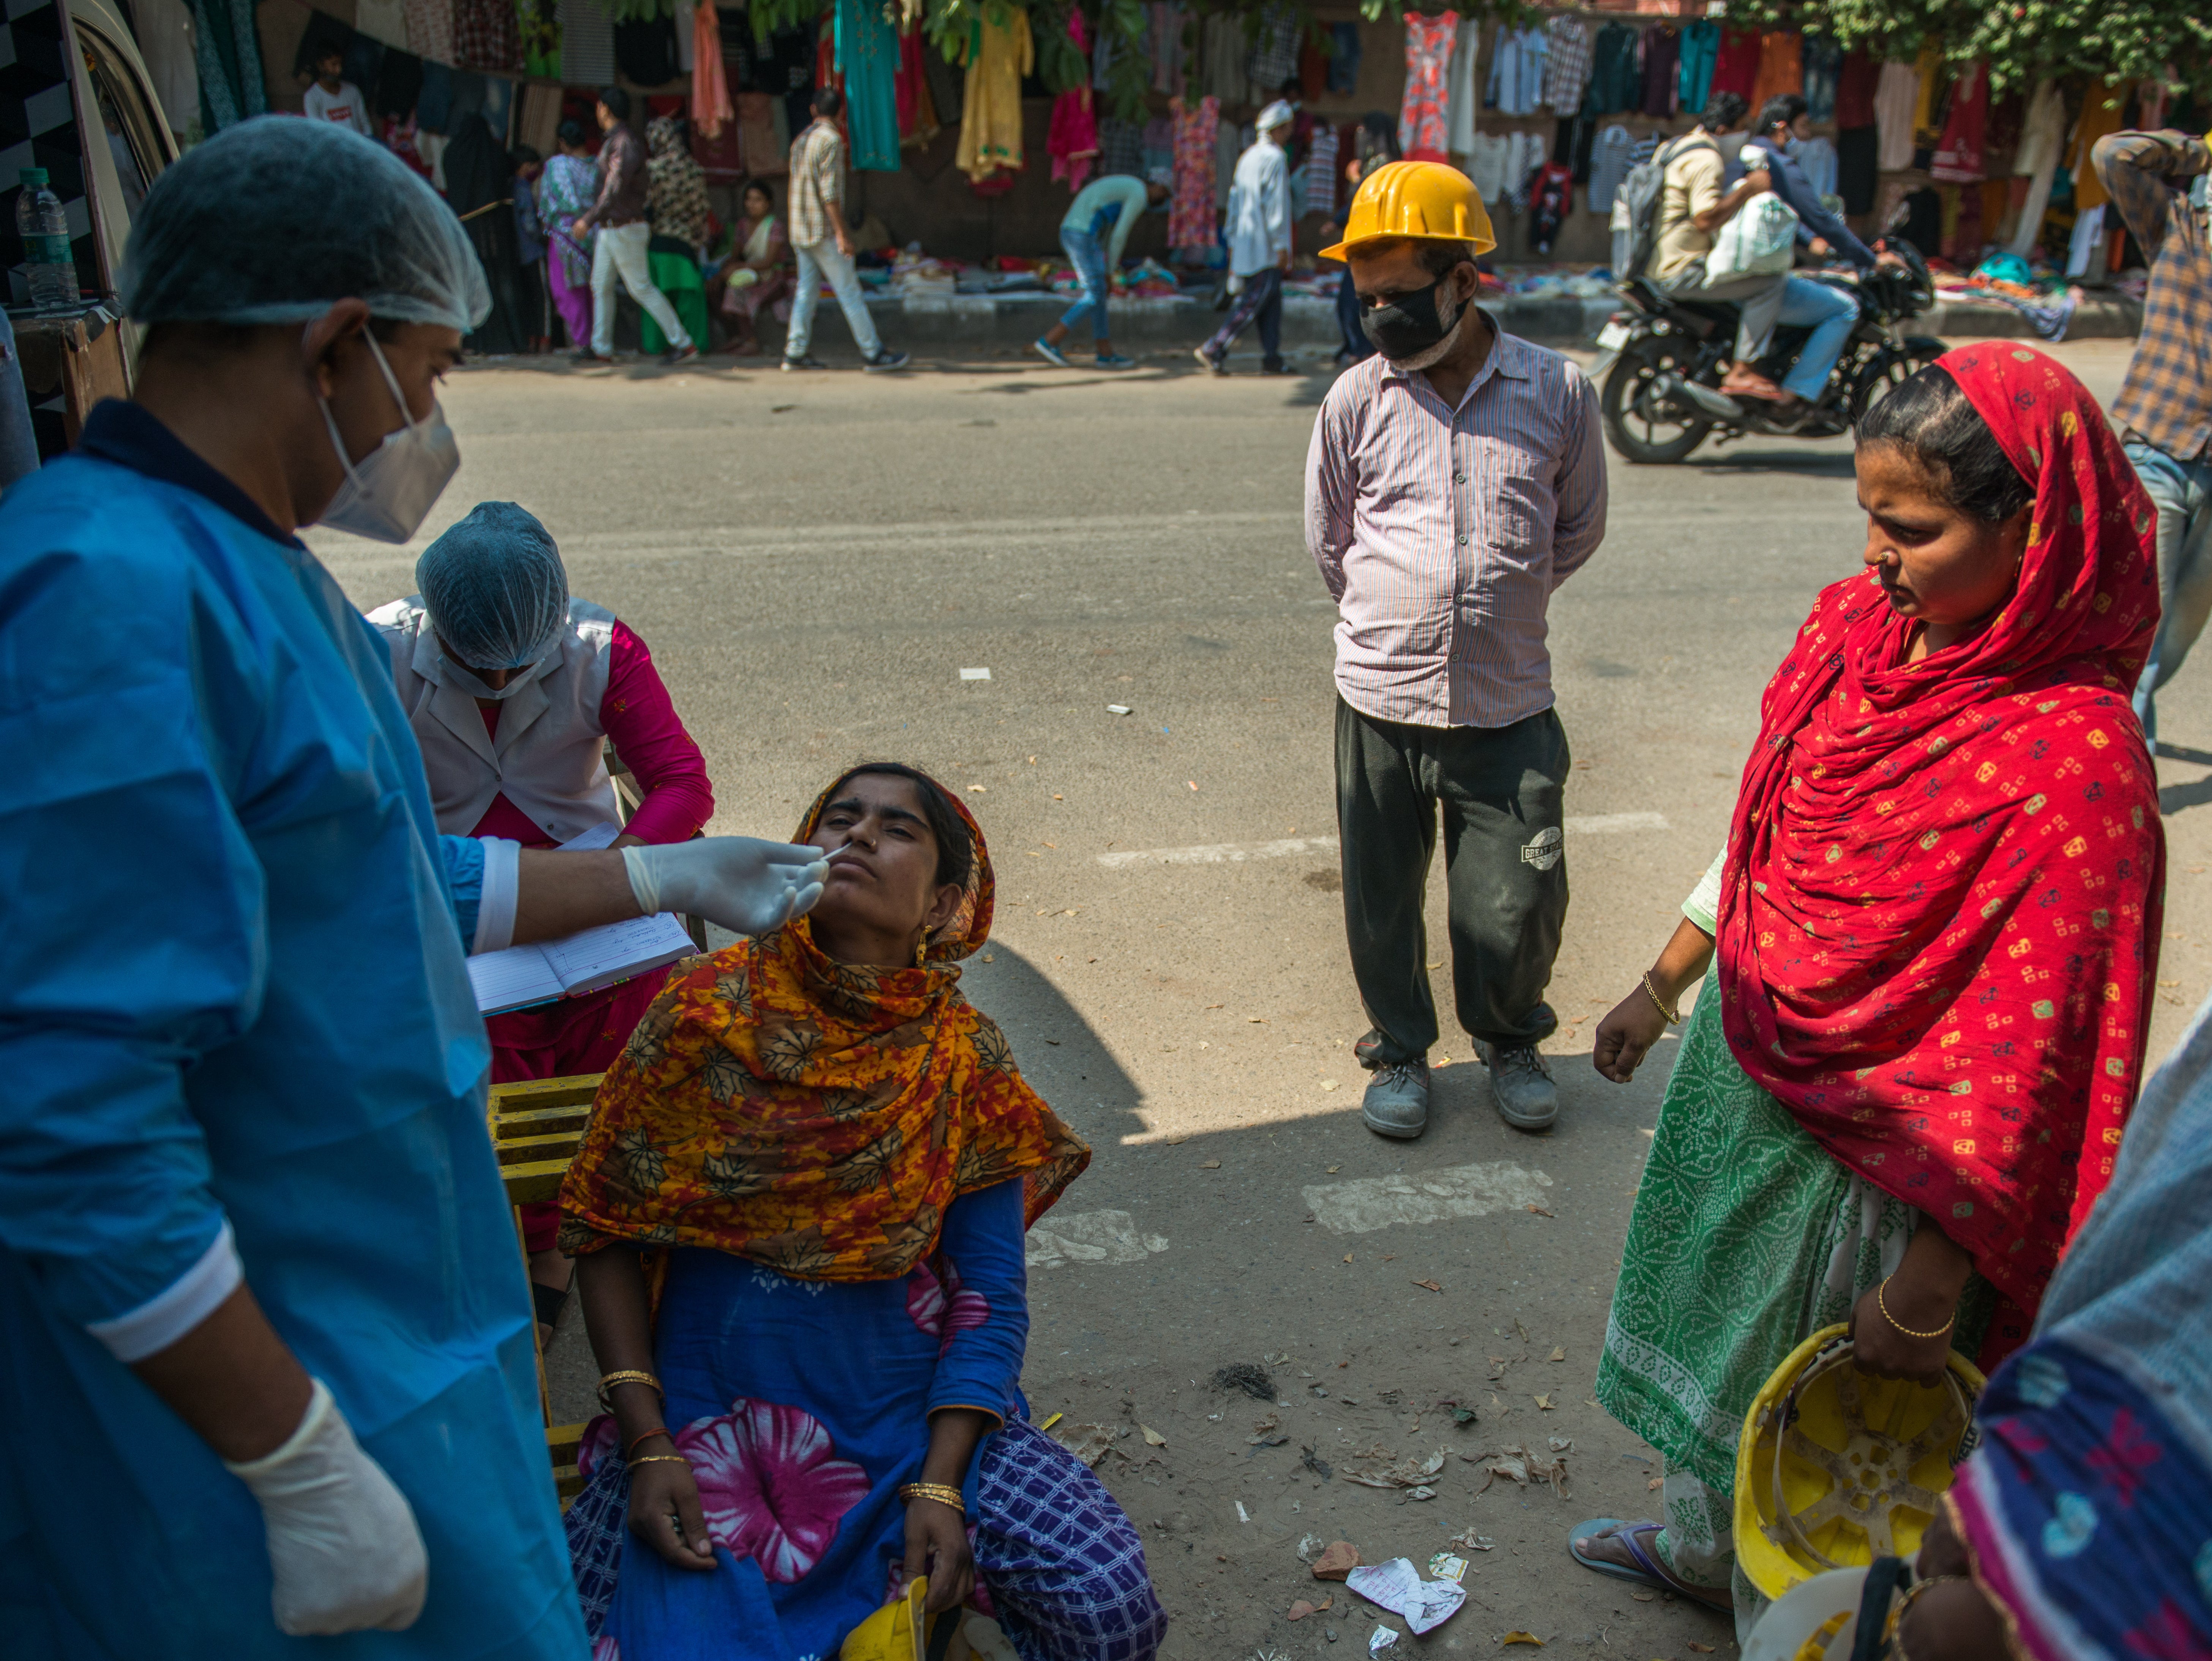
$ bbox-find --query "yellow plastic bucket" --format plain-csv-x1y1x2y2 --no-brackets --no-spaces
1733,1325,1984,1599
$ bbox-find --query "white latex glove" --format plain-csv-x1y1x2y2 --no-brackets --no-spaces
222,1378,428,1636
622,837,829,936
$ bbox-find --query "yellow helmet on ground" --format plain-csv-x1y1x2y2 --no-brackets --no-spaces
1734,1326,1985,1600
1319,159,1496,262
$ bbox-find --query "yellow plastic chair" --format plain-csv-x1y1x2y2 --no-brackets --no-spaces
1734,1325,1984,1599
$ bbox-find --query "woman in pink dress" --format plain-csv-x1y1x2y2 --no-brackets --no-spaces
367,501,715,1342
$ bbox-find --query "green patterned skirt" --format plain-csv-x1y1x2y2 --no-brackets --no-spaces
1593,966,1991,1606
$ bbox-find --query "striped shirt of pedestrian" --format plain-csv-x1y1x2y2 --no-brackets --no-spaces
1305,328,1607,731
787,119,847,247
2093,131,2212,463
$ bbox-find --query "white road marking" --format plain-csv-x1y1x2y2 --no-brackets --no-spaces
1098,836,1339,868
1026,1209,1171,1269
1096,815,1666,871
1303,1161,1555,1236
958,667,992,681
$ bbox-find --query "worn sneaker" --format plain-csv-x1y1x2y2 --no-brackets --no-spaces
863,348,912,373
1477,1040,1557,1131
782,354,828,372
1360,1060,1432,1140
662,343,700,365
1094,352,1136,369
1193,345,1227,376
1032,337,1072,368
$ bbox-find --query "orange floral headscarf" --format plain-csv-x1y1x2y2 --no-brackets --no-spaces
558,771,1091,1280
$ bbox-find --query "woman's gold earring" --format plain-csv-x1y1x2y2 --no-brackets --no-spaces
914,933,928,967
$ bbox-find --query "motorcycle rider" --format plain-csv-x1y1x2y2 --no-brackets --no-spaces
1650,92,1792,404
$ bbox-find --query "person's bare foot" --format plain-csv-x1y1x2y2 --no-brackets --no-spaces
1720,364,1788,402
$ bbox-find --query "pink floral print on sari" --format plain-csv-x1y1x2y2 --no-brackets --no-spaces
675,1400,870,1582
577,1413,620,1480
906,1261,991,1351
591,1637,622,1661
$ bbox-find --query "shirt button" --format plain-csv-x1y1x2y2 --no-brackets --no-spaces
1453,472,1466,484
1457,534,1469,547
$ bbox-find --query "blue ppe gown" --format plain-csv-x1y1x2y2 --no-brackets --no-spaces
0,402,588,1660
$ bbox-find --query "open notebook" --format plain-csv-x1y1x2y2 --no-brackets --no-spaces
467,912,697,1016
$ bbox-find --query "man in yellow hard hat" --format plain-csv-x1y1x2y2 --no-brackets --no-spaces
1307,159,1607,1142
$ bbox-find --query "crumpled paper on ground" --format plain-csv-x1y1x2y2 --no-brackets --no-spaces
1344,1557,1466,1635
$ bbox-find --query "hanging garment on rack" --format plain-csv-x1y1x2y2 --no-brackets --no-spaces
1929,60,1988,183
1710,27,1759,98
1874,59,1920,172
1587,123,1635,216
1445,20,1481,154
404,0,453,67
1529,161,1574,253
833,0,898,170
1401,12,1458,159
1749,30,1802,113
1328,22,1361,94
1835,50,1878,129
1246,3,1297,98
1306,123,1338,215
1504,129,1546,210
1639,28,1677,118
1149,4,1185,96
1543,16,1591,115
1465,131,1509,206
1584,24,1638,116
1048,13,1100,191
1802,35,1841,122
1168,95,1220,251
1201,14,1248,107
1676,19,1717,114
2068,81,2127,212
1835,123,1878,216
1483,25,1546,118
453,0,521,74
956,4,1032,181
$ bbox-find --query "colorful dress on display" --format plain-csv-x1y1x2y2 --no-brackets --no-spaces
1396,12,1455,163
1596,345,2164,1620
1047,12,1099,191
559,785,1165,1661
835,0,900,171
956,5,1033,181
1167,94,1219,253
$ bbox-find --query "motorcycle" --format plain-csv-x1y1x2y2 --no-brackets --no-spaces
1589,242,1942,465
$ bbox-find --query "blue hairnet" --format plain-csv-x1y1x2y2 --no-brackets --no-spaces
417,503,570,669
120,117,490,332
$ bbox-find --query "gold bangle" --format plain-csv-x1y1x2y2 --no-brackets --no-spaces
627,1454,692,1470
598,1369,664,1410
1876,1277,1956,1341
1641,971,1680,1025
899,1482,966,1513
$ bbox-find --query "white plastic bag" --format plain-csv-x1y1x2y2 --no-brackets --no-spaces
1706,192,1800,282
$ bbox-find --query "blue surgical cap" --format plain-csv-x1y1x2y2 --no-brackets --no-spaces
417,503,570,670
120,117,491,332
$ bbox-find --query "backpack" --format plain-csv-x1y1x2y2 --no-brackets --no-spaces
1612,133,1718,281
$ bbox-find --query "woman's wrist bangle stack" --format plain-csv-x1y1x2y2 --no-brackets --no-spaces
899,1482,966,1513
598,1369,664,1411
628,1453,691,1472
1876,1276,1956,1341
1641,971,1680,1025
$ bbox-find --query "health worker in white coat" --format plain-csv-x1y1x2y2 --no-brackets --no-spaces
0,117,824,1657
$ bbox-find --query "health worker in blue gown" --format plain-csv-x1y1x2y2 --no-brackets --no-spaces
0,117,827,1658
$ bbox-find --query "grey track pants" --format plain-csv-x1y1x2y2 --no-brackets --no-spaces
1334,697,1569,1066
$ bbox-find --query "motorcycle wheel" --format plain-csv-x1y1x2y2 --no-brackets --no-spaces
1601,337,1715,465
1850,345,1945,423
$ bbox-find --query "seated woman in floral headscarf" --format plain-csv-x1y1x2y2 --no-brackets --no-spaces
558,763,1166,1661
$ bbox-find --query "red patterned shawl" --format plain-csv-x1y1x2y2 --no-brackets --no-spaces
1715,345,2164,1365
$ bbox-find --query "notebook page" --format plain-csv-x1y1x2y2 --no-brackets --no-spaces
467,942,565,1015
540,912,698,996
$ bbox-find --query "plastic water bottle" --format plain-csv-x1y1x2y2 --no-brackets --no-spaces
16,169,79,314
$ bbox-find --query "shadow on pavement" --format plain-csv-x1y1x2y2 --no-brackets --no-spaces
1693,448,1859,478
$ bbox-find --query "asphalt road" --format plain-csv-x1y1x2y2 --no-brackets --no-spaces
311,337,2212,1659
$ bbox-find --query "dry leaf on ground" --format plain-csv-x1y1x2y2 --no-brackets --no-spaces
1502,1634,1545,1647
1139,1425,1167,1447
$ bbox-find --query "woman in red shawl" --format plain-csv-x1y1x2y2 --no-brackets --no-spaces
1565,346,2162,1627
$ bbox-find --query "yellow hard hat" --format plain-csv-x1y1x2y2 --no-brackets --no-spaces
1733,1327,1985,1601
841,1576,933,1661
1320,159,1496,262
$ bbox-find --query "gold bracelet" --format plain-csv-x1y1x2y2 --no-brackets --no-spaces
899,1482,966,1513
1641,971,1680,1025
627,1454,692,1470
598,1369,664,1410
1877,1277,1956,1341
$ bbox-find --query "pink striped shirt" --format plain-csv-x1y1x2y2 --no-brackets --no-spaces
1305,331,1607,729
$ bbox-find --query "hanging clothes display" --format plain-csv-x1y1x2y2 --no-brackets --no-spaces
2008,79,2066,259
1587,123,1634,216
1048,12,1099,191
1200,14,1248,107
1328,22,1360,95
1529,161,1573,253
1583,24,1639,117
692,2,731,141
1836,123,1878,216
1465,131,1509,206
956,3,1032,182
1834,50,1878,129
613,13,677,85
1748,30,1802,115
518,0,558,80
833,0,898,170
555,0,611,85
1873,59,1920,172
1149,3,1185,95
1802,35,1840,122
1911,39,1945,148
1483,25,1545,118
1543,15,1591,115
1710,27,1760,99
404,0,453,68
355,0,408,48
2065,202,2105,276
1676,20,1717,115
1246,3,1297,98
1929,60,1988,183
1306,123,1338,215
453,0,520,74
895,22,939,148
191,0,266,129
735,91,784,176
2068,81,2128,213
1638,28,1677,118
1444,20,1480,156
1400,11,1457,161
1168,95,1219,253
1503,130,1545,210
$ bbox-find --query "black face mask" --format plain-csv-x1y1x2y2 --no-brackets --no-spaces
1360,277,1460,361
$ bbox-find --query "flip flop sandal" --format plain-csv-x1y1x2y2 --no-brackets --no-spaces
1566,1519,1733,1612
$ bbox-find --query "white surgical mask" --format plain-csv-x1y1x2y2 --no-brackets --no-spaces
317,332,459,544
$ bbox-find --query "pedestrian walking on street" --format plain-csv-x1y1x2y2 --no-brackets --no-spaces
573,87,698,364
1032,167,1171,370
1195,101,1298,377
1306,159,1607,1140
537,120,598,351
1573,347,2162,1625
2094,124,2212,747
783,87,910,374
